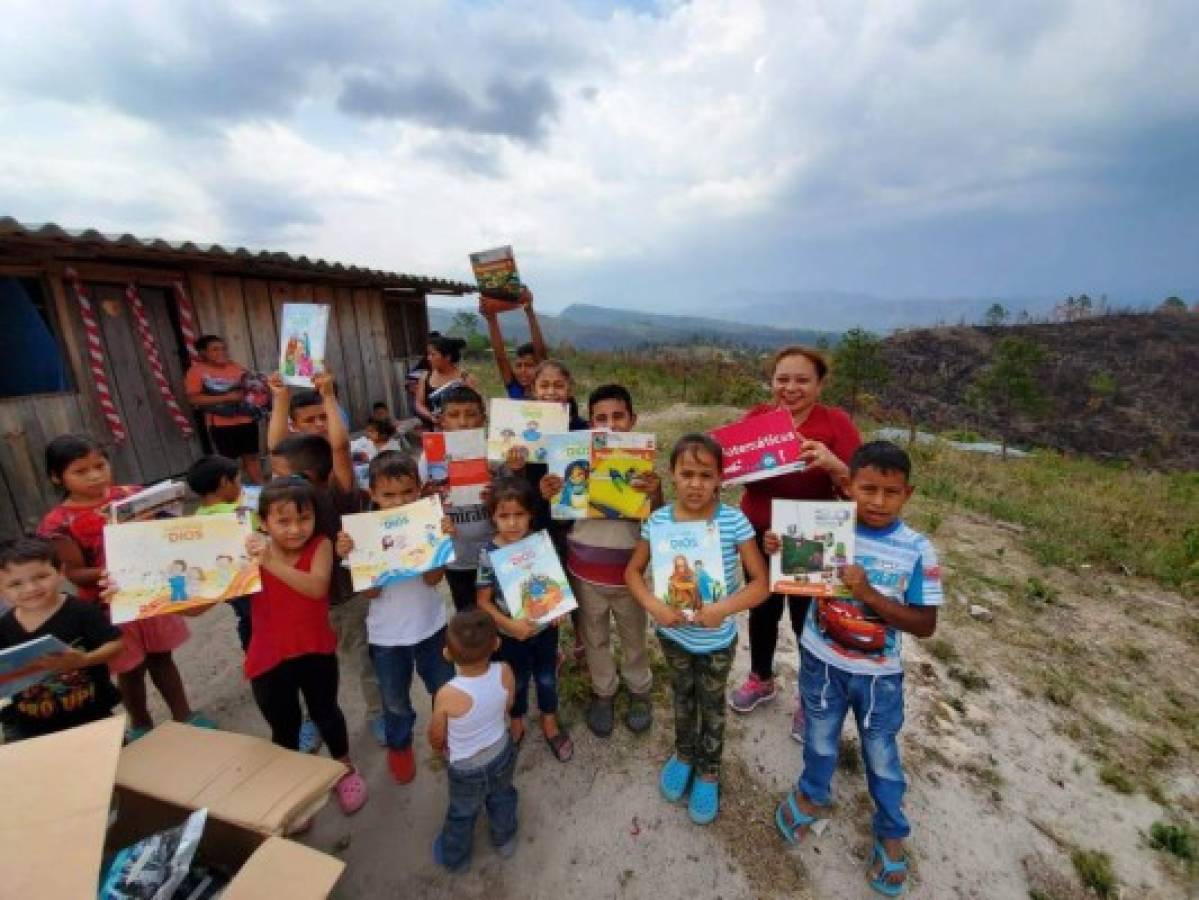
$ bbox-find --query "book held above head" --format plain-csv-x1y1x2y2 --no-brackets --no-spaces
278,303,330,388
469,245,522,302
340,496,456,591
486,398,570,463
769,500,855,597
103,513,261,624
709,408,805,485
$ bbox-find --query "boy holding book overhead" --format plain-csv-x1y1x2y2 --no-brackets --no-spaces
539,384,662,737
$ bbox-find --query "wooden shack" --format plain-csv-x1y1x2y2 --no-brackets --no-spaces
0,217,473,538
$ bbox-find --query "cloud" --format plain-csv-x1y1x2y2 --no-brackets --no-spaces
338,71,559,143
0,0,1196,312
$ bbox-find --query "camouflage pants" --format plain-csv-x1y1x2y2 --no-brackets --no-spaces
660,637,735,778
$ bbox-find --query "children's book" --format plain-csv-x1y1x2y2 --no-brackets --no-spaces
109,481,185,524
770,500,855,596
469,245,522,301
589,432,655,520
103,514,260,624
423,429,490,507
709,409,805,485
238,485,262,520
486,398,569,463
0,635,71,700
341,496,455,590
546,432,593,520
279,303,330,387
487,531,578,625
648,520,726,621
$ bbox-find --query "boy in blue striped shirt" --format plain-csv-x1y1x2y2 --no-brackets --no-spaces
770,441,942,897
626,433,769,826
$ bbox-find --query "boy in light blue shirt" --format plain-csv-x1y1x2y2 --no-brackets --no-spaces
769,441,942,897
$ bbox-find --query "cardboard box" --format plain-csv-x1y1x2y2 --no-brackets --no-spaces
0,717,347,899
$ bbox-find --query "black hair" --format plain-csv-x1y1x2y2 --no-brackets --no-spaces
485,475,537,517
429,335,467,364
849,440,912,481
194,334,224,354
515,342,536,358
588,383,634,417
439,384,485,414
289,389,322,416
185,455,241,497
0,536,60,570
669,433,723,471
258,477,317,520
366,418,397,440
271,433,333,482
45,434,106,483
372,401,389,411
367,450,420,489
447,607,497,664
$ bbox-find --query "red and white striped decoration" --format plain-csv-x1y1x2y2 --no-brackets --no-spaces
65,268,127,444
172,280,200,362
126,283,194,438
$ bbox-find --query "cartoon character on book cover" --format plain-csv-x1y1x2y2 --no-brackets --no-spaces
489,532,579,625
770,500,855,598
104,513,261,624
486,399,569,463
588,432,655,520
341,497,455,590
546,433,592,520
649,521,726,621
279,304,330,387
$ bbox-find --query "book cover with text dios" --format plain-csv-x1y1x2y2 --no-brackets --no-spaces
341,496,455,590
488,531,578,625
648,520,726,620
486,398,569,463
709,408,805,485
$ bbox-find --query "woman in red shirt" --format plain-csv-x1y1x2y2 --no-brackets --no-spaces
185,335,263,484
728,347,861,739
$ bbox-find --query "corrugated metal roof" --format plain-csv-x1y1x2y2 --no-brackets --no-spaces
0,216,476,294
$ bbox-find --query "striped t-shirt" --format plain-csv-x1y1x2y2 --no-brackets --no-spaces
640,503,755,654
801,518,942,676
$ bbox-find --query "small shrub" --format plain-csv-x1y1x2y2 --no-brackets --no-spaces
927,637,958,663
1098,764,1134,795
1149,822,1196,861
1022,576,1059,606
948,665,990,691
1070,848,1117,898
1119,643,1148,663
1042,671,1077,707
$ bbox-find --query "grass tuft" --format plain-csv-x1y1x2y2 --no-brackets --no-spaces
1070,848,1117,898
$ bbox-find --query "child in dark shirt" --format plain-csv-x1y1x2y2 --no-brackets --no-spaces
0,537,122,742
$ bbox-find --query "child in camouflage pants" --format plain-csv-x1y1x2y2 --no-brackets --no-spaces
626,434,770,825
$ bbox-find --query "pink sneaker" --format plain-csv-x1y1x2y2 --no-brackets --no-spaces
728,673,777,713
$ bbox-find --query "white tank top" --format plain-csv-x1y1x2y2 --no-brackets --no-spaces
447,663,508,762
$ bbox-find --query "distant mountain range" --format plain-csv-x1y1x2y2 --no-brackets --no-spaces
428,302,838,350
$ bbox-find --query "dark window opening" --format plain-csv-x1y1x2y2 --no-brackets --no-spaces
0,276,72,398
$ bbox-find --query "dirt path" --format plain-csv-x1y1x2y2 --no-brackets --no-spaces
156,509,1195,899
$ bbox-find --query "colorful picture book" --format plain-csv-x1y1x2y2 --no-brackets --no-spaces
770,500,855,596
103,514,261,624
469,245,522,301
423,429,490,507
648,520,727,621
486,398,569,463
547,431,656,520
341,496,455,590
279,303,330,387
488,531,578,625
0,635,71,700
546,432,593,520
109,481,185,524
709,409,805,485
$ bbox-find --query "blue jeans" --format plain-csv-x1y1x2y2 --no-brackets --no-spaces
440,737,519,870
497,626,559,720
369,628,454,750
797,648,910,839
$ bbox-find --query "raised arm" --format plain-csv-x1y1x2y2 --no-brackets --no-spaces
481,296,516,387
315,373,354,493
520,288,548,362
266,373,291,453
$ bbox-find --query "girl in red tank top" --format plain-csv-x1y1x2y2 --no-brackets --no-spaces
246,478,368,816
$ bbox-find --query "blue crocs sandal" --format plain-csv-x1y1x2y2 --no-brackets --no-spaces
186,712,217,729
298,719,323,754
775,789,821,844
659,755,693,803
125,725,151,744
869,840,909,897
688,777,720,825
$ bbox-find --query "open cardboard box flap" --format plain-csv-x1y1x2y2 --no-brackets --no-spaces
0,717,347,899
116,721,347,835
0,715,125,899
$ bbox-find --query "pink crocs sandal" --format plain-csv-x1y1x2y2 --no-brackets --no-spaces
334,770,368,815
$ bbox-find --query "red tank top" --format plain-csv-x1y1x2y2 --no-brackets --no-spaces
243,537,337,679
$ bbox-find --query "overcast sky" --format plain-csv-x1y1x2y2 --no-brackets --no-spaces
1,0,1196,314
